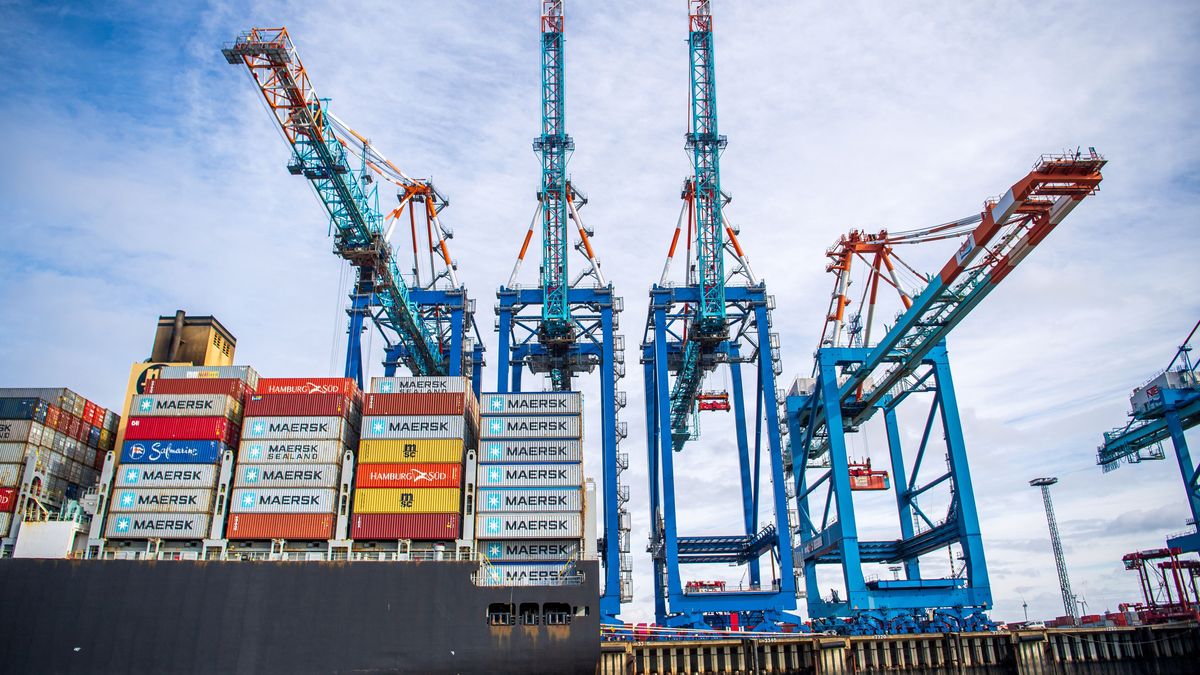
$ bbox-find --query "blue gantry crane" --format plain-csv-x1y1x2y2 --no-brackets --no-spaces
495,1,632,622
1097,319,1200,553
787,152,1106,634
223,28,484,393
641,0,796,631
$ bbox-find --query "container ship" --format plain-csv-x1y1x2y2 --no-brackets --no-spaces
0,314,600,674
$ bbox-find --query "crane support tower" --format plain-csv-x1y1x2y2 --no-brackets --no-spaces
788,152,1105,634
496,1,632,622
223,27,484,393
1097,319,1200,552
642,0,797,631
1031,477,1078,625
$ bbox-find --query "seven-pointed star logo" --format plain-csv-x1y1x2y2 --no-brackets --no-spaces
489,420,502,433
242,493,256,508
488,494,501,508
488,445,502,459
488,469,501,482
125,469,139,483
486,518,501,533
490,399,504,411
116,517,130,532
244,468,259,483
488,544,501,557
139,398,152,412
372,420,384,434
381,382,393,393
252,421,265,435
120,493,134,507
248,445,262,458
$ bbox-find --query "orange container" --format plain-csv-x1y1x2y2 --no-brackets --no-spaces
226,513,334,540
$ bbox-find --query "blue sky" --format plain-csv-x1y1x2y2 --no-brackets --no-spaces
2,0,1199,623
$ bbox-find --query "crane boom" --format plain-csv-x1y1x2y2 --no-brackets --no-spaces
825,152,1105,439
223,27,443,376
536,1,574,345
667,0,730,451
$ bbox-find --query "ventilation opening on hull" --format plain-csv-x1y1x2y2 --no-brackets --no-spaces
487,603,515,626
519,603,540,625
544,602,571,625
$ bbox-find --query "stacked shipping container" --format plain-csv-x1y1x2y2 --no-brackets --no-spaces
228,378,361,540
0,388,117,535
106,367,257,539
475,392,585,584
351,377,478,540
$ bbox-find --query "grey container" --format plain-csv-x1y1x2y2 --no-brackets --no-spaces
106,512,210,539
236,439,346,465
240,416,358,443
476,563,579,586
158,365,259,388
478,539,582,562
233,463,340,488
0,420,43,445
479,439,583,464
477,488,582,513
108,488,216,514
477,464,583,488
229,487,338,514
114,464,219,489
479,415,582,440
131,394,241,419
0,443,34,464
0,464,22,488
369,376,470,394
476,512,583,539
361,415,468,440
480,392,582,416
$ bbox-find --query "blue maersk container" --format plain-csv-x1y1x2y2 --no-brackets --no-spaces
119,440,225,464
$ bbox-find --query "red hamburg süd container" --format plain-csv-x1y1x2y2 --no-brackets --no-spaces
255,377,360,398
355,463,462,489
0,488,17,513
124,416,240,445
66,415,81,438
351,513,461,540
364,392,479,418
145,377,254,400
83,400,98,425
226,513,334,540
244,394,358,419
45,406,61,430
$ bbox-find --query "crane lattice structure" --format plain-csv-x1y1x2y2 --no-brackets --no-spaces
1030,477,1078,625
787,152,1105,634
495,1,632,622
642,0,796,631
1097,319,1200,553
223,28,484,392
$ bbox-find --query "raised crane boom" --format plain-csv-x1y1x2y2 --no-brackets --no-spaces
825,152,1105,441
223,27,443,377
536,1,574,349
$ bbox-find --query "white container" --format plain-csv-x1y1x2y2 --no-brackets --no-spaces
477,464,583,488
362,415,467,440
476,563,579,586
370,376,469,394
0,513,11,537
479,415,582,440
236,439,345,464
479,439,583,464
109,488,215,513
0,420,41,444
229,488,337,514
0,443,33,464
0,463,22,488
241,416,357,443
158,365,259,388
480,392,582,416
477,539,582,562
476,512,582,539
114,464,218,489
477,488,582,513
106,512,210,539
131,394,240,419
233,463,340,488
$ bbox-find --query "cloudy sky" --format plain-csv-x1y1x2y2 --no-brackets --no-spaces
1,1,1197,624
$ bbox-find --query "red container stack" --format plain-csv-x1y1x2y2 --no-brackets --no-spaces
228,377,361,540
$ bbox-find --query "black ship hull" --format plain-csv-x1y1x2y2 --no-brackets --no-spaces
0,559,600,674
